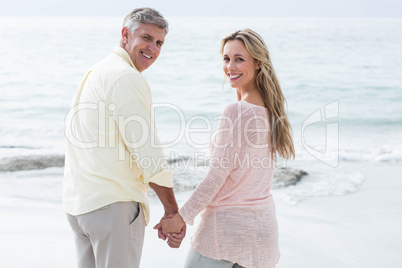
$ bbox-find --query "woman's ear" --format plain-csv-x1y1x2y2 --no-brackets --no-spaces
256,61,261,70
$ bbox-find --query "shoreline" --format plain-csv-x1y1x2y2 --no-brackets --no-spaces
0,162,401,267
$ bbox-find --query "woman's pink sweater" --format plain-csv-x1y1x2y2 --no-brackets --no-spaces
179,101,280,268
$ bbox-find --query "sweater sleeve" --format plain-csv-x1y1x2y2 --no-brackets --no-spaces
179,103,245,224
106,73,173,188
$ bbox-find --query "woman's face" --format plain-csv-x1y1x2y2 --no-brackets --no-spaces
222,39,259,91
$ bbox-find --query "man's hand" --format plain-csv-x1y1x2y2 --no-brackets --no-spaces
154,213,185,235
148,182,185,247
156,212,176,241
154,213,186,248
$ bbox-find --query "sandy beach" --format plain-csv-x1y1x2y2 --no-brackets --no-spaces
0,162,400,267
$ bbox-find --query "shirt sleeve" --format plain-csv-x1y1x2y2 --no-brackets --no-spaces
106,73,173,188
179,103,245,224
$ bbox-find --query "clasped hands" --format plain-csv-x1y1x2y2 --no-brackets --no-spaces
154,212,186,248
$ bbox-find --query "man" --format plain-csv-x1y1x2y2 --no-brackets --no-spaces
64,8,185,268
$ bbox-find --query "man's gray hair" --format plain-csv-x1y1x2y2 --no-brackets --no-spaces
123,7,169,34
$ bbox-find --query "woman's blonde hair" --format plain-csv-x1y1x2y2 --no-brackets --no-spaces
221,29,295,159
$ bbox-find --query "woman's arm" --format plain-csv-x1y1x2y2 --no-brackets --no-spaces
178,103,245,225
154,104,244,235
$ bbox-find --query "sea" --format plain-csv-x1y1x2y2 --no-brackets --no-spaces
0,17,401,205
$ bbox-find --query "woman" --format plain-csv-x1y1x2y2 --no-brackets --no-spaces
155,29,295,268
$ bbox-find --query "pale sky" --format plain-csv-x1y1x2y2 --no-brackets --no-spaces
0,0,401,17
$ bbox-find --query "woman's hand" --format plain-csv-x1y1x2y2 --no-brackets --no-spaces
167,224,186,248
153,213,186,236
156,212,177,240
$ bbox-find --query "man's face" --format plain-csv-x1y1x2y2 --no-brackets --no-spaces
122,23,166,72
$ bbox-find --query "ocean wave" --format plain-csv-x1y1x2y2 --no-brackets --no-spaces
0,155,65,172
0,145,37,149
1,154,309,194
0,154,192,172
2,144,400,174
295,145,402,163
166,162,308,194
340,117,402,126
339,146,402,162
280,170,365,205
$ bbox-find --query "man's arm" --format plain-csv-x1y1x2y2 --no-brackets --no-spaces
149,182,178,214
107,74,173,188
150,182,186,247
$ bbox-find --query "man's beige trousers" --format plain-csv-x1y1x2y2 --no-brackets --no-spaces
66,201,145,268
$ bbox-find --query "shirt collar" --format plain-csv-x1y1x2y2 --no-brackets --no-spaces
113,46,139,72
